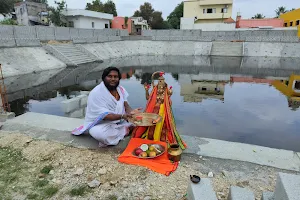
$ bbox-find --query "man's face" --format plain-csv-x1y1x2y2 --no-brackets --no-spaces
104,70,120,91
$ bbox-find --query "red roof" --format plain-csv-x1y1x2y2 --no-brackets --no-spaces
236,18,284,28
224,17,235,24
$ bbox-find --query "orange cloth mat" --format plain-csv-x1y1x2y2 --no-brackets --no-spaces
118,138,178,176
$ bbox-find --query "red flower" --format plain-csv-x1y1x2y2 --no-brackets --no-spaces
170,86,173,89
159,72,165,77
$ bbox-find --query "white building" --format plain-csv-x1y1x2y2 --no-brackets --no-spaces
62,9,113,29
130,17,150,34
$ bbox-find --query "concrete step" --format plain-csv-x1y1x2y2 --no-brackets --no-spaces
274,173,300,200
261,192,274,200
70,58,95,63
187,178,217,200
228,186,255,200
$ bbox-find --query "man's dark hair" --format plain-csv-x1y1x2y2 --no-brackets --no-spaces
102,67,121,81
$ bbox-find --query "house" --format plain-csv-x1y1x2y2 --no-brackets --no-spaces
111,16,149,35
236,14,284,28
181,0,234,30
62,9,113,29
279,8,300,27
14,1,48,26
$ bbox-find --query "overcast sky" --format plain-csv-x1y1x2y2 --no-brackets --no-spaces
48,0,298,20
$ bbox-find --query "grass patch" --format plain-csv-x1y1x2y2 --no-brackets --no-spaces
34,179,49,188
40,165,53,174
27,193,39,199
106,195,118,200
43,186,58,197
70,185,90,196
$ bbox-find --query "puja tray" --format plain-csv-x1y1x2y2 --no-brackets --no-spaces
132,144,166,159
129,113,162,127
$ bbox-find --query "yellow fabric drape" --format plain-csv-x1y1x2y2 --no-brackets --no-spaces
153,104,165,141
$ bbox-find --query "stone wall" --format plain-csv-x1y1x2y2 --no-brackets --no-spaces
0,25,121,48
142,29,299,43
61,92,89,118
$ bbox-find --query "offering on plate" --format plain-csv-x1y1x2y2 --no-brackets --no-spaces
133,144,165,158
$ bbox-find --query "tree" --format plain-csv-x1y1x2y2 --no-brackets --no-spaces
252,13,265,19
28,0,48,3
167,2,183,29
133,2,154,23
275,6,287,18
86,0,117,16
0,0,20,16
49,1,67,26
151,11,164,29
0,18,17,25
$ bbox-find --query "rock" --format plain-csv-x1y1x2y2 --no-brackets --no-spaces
199,156,203,159
49,170,54,175
102,182,110,189
158,196,163,199
38,174,46,178
208,172,214,178
110,180,118,186
221,170,228,177
121,181,128,188
26,139,33,144
236,180,249,188
74,168,84,176
98,168,107,175
88,179,101,188
144,196,152,200
117,197,125,200
217,192,226,199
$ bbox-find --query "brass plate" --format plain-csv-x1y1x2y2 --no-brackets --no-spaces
128,113,162,127
132,144,166,159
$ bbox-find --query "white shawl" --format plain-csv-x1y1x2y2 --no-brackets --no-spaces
84,82,129,128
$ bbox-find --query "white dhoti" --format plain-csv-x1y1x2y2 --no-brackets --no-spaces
83,82,132,147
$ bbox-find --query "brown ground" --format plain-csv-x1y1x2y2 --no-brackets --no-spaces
0,131,299,200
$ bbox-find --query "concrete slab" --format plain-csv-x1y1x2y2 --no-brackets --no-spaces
274,173,300,200
198,138,300,171
186,178,217,200
261,192,274,200
228,186,255,200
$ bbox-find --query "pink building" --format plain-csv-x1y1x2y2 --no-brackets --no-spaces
111,16,132,34
236,15,284,28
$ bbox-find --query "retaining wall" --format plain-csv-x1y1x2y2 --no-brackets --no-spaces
143,29,299,43
61,92,89,118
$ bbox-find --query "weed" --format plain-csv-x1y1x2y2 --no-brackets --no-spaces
44,186,58,197
106,195,118,200
70,185,90,196
40,165,53,174
27,193,39,199
34,179,49,188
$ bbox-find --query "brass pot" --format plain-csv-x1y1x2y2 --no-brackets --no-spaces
167,144,182,162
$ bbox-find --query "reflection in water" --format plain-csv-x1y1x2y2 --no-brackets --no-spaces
4,56,300,152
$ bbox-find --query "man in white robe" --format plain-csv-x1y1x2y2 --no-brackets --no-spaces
74,67,141,147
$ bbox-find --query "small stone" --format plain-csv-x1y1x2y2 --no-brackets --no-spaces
236,180,249,188
121,181,128,188
217,192,226,198
98,168,107,175
26,139,33,144
88,179,101,188
102,182,110,189
158,196,163,199
53,163,59,167
202,158,208,161
144,196,152,200
199,156,203,159
110,180,117,186
38,174,46,178
221,170,228,177
208,172,214,178
117,197,124,200
74,168,84,175
49,170,54,175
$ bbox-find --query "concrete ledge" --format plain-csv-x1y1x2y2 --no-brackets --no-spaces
187,178,217,200
228,186,254,200
16,38,41,47
61,95,86,113
0,38,16,47
98,36,109,42
261,192,274,200
273,173,300,200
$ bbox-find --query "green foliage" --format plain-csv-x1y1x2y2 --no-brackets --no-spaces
70,185,90,196
0,18,17,25
86,0,117,16
34,179,49,187
49,1,67,26
0,0,21,16
43,186,58,197
252,13,265,19
29,0,48,3
275,6,288,17
167,2,183,29
124,16,128,26
40,165,53,174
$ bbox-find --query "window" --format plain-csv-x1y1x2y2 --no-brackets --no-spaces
284,23,288,27
213,8,216,13
290,21,293,26
92,22,94,28
203,9,206,14
296,20,300,26
221,8,228,13
105,24,109,28
69,21,74,27
206,8,216,13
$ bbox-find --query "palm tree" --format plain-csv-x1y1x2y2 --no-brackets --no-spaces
275,6,287,18
252,13,265,19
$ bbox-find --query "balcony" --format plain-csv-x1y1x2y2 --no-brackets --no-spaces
199,0,233,6
198,13,231,19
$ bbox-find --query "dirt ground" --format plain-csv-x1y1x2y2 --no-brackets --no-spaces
0,131,299,200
